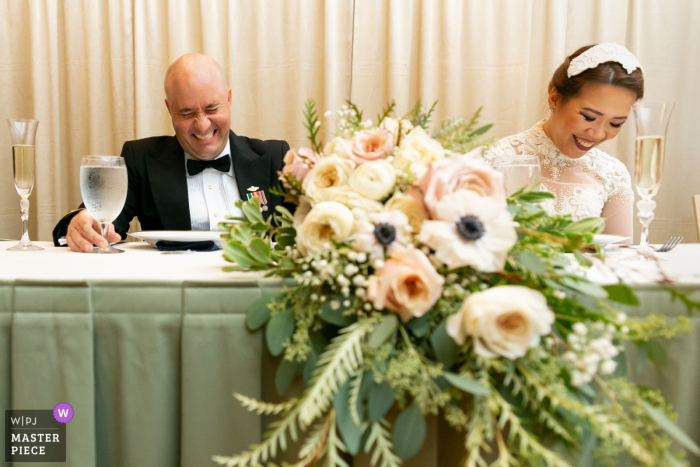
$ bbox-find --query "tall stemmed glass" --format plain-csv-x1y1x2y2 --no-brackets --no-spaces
7,118,42,251
80,156,128,254
633,103,674,256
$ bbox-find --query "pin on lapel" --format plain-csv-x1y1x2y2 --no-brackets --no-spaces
247,186,259,192
246,189,268,211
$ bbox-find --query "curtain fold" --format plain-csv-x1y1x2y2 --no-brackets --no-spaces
0,0,698,243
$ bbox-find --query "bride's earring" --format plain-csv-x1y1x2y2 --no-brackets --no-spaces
548,107,553,114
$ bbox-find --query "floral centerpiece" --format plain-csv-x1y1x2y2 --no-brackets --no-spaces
213,100,698,467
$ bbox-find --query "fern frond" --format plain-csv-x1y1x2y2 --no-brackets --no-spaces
490,393,570,467
297,417,329,460
212,403,303,466
298,320,372,426
234,393,298,416
325,410,349,467
364,420,402,467
465,397,491,467
349,371,363,426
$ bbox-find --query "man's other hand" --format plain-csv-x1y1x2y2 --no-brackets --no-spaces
66,210,121,252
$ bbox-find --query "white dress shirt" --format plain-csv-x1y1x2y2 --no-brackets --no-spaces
185,140,244,231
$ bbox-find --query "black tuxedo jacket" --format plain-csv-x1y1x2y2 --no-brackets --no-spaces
53,130,289,244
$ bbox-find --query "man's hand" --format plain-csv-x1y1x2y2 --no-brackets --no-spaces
66,210,121,252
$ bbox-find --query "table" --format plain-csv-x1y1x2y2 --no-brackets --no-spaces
1,241,699,466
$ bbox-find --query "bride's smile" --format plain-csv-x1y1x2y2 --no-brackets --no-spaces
543,82,637,159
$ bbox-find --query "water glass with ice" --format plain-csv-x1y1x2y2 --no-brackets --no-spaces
490,155,542,196
80,155,128,254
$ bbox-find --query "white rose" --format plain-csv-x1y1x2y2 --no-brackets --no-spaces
318,186,383,222
296,201,355,256
392,126,445,181
446,286,554,360
323,137,350,159
380,117,400,140
349,160,396,201
293,196,313,229
302,155,355,202
383,190,428,234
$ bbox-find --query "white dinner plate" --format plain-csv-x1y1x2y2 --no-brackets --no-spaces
592,234,630,248
130,231,225,248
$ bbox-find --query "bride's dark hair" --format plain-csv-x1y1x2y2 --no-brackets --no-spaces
548,44,644,102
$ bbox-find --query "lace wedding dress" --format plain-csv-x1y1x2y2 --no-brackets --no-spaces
485,120,634,237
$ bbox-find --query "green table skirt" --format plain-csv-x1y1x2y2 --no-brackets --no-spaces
1,279,699,466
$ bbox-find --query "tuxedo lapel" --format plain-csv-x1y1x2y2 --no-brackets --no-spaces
230,130,272,203
145,136,191,230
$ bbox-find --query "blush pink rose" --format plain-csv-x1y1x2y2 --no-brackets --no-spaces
281,147,317,186
346,129,395,165
416,147,506,218
367,248,444,323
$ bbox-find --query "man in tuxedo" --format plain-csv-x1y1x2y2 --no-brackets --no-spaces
53,53,289,251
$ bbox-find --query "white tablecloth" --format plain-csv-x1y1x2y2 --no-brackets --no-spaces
1,241,699,286
0,241,261,282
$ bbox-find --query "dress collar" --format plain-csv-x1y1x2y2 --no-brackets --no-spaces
522,119,593,180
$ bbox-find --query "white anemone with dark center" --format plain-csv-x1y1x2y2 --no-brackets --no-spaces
353,210,412,259
418,190,517,272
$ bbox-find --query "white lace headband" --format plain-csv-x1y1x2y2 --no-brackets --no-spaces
567,43,643,78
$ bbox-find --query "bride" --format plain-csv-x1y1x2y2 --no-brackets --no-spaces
486,43,644,237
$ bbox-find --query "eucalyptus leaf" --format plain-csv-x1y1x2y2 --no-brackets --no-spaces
468,123,492,137
518,191,555,203
248,238,272,264
577,383,595,399
647,340,668,368
275,205,294,219
603,283,639,306
368,315,398,348
334,380,363,455
319,298,356,327
265,309,295,357
246,294,275,330
443,372,490,396
517,251,547,274
242,200,264,223
636,341,649,373
230,223,253,245
564,217,605,234
393,405,426,459
222,243,258,268
275,358,302,396
368,381,394,423
405,313,432,337
303,351,318,386
430,320,460,368
560,277,608,299
643,401,700,453
664,452,687,467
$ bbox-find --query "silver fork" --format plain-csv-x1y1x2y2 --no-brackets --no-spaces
652,236,683,252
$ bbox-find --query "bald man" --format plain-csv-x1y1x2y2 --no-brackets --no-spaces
52,53,290,251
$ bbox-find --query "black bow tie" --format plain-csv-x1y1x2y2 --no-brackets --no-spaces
186,155,231,176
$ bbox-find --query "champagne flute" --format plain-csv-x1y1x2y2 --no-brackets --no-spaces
490,155,542,195
633,103,674,256
79,155,128,254
7,118,42,251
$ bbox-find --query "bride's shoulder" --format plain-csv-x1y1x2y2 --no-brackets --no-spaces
483,123,541,161
588,149,633,196
589,149,630,175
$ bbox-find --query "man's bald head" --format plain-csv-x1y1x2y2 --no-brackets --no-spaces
164,53,228,98
164,53,232,160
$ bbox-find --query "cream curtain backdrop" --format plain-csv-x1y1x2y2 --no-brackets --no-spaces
0,0,698,244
